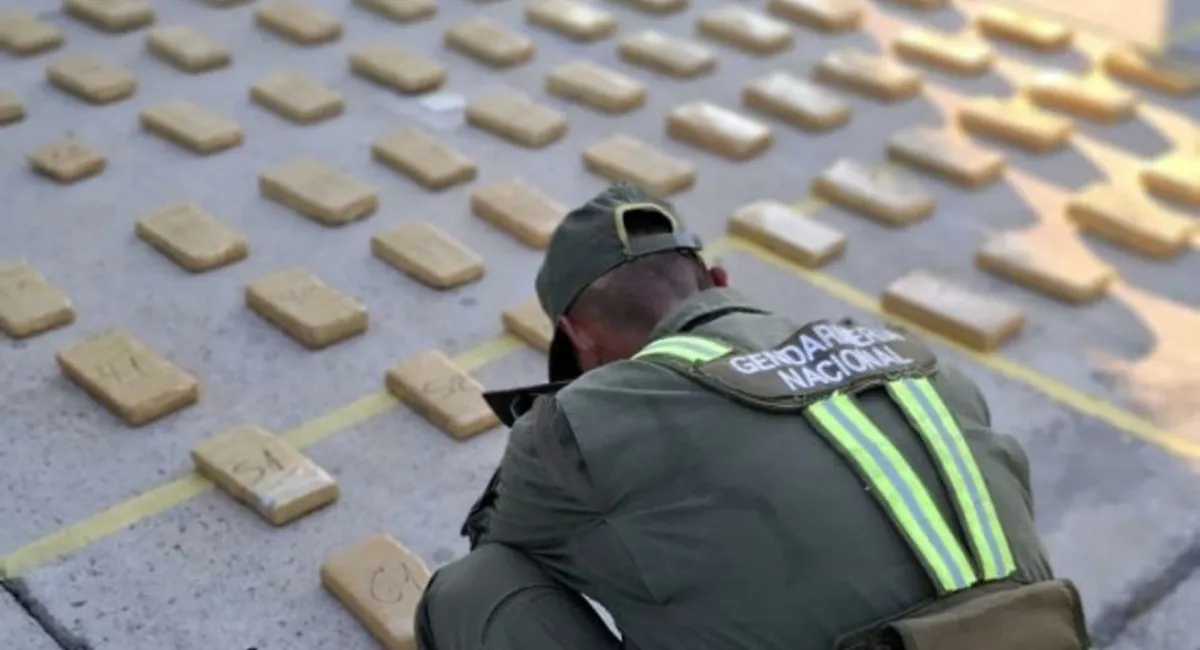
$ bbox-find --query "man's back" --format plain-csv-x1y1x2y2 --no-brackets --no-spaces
497,298,1054,650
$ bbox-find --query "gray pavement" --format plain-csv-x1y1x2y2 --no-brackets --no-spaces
2,0,1198,648
0,589,58,650
1111,570,1200,650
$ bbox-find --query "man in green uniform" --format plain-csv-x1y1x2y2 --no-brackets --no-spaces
415,183,1090,650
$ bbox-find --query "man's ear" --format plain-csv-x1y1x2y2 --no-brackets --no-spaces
709,265,729,287
557,315,601,371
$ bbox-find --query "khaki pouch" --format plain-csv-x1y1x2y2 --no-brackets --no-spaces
884,580,1089,650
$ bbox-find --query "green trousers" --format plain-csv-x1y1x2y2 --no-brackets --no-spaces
416,543,623,650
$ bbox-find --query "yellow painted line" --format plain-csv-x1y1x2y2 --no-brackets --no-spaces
702,235,733,264
791,162,901,215
282,390,399,450
0,333,524,580
0,474,214,581
453,333,524,373
792,196,829,216
723,236,1200,460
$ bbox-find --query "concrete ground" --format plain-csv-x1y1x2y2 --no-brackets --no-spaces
1,0,1197,648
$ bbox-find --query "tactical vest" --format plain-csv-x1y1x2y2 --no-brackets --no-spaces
632,319,1092,650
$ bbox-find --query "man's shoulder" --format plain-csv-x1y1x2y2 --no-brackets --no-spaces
550,311,819,418
559,355,689,400
502,359,696,491
549,354,705,428
928,362,991,427
502,359,679,435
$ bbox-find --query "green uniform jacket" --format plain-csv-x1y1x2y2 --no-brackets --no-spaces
475,288,1054,650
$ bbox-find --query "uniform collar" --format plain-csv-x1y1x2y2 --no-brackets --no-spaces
649,288,767,340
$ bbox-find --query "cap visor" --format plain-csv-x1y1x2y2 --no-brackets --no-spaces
548,327,583,382
482,380,572,427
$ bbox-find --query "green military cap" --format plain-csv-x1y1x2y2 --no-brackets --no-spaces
535,181,704,381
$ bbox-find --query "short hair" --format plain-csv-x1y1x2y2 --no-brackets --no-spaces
567,212,712,331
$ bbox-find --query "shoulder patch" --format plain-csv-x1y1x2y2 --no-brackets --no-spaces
694,320,937,408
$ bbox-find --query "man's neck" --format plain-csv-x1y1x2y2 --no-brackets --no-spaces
648,287,766,341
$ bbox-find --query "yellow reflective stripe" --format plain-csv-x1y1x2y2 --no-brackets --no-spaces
903,377,1016,580
808,394,978,594
633,335,731,363
656,334,730,358
834,394,980,592
636,343,709,363
913,378,1016,579
888,379,994,578
633,332,1004,590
